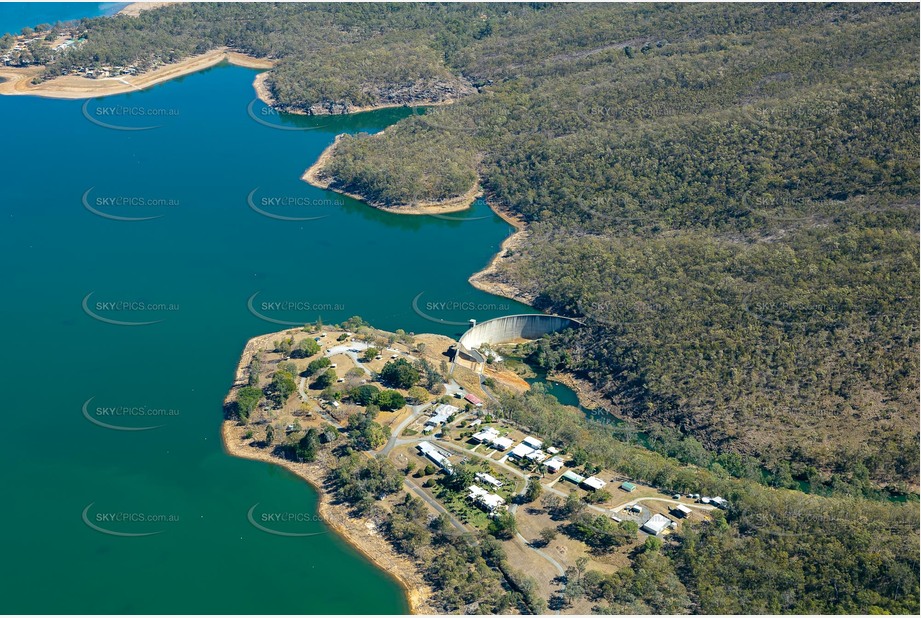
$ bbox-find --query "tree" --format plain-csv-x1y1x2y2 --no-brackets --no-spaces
305,357,331,376
291,337,320,358
269,370,297,404
350,384,380,406
235,386,263,421
407,386,430,404
362,347,380,362
375,389,406,411
523,478,543,503
297,428,320,462
264,424,275,446
442,462,475,491
539,527,558,546
488,511,517,540
313,368,337,390
562,490,586,518
380,357,420,389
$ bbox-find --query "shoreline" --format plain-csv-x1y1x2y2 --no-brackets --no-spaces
117,2,173,17
302,136,483,216
0,47,274,100
221,332,435,614
220,422,434,614
467,201,534,306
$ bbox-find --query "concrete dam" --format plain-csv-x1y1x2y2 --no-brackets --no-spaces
457,314,582,368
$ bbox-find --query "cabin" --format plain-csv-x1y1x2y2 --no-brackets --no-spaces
467,485,505,513
672,504,692,519
522,436,543,450
509,443,536,459
475,472,503,488
471,426,500,443
464,393,484,407
417,441,453,473
561,470,585,485
620,481,637,492
525,449,548,463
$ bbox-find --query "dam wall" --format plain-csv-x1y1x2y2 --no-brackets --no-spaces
457,314,581,365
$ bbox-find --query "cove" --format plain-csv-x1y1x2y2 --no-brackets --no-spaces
0,61,530,613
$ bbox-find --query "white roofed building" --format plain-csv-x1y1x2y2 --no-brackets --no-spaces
581,476,607,491
472,427,500,443
490,436,514,450
509,443,536,459
544,456,565,473
475,472,503,488
525,449,548,463
641,513,672,536
522,436,543,450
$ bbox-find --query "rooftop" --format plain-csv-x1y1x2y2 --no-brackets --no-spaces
641,513,672,536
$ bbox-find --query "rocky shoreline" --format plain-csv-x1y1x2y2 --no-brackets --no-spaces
301,135,484,216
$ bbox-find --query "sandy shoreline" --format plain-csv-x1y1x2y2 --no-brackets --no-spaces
221,422,435,614
302,136,483,216
221,333,436,614
117,2,173,17
0,47,273,100
467,203,534,305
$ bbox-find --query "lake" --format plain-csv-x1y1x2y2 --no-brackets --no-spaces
0,57,531,613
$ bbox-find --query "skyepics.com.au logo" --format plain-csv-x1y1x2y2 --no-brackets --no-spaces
82,502,179,537
739,98,839,134
246,98,324,131
82,396,179,431
738,291,906,329
574,91,698,126
82,100,180,131
246,503,331,538
246,188,341,221
574,189,671,226
734,505,918,538
247,292,345,326
82,187,179,221
411,292,512,326
740,191,849,224
577,296,671,328
82,292,179,326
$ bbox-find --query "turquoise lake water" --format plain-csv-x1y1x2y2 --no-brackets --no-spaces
0,57,531,613
0,3,125,35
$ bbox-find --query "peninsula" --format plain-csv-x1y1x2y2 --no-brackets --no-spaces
222,317,720,614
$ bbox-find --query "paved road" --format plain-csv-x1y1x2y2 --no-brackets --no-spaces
324,342,373,376
381,403,430,455
403,477,468,534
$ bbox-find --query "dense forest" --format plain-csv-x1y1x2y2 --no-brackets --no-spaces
41,3,920,613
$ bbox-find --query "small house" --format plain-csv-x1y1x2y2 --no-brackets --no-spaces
475,472,503,488
620,481,637,492
672,504,692,519
509,443,536,459
522,436,543,450
464,393,483,407
561,470,585,485
582,476,607,491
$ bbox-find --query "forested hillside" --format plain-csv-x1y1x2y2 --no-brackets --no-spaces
32,3,920,613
